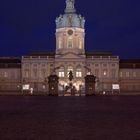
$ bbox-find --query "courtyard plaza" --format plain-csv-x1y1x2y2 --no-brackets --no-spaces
0,96,140,140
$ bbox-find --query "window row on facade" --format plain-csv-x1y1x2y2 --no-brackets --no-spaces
120,71,140,78
24,63,50,68
0,70,19,79
86,63,118,67
23,67,118,79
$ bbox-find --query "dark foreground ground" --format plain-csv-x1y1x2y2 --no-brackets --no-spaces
0,96,140,140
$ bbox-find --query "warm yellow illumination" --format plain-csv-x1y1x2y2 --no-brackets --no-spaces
58,38,62,49
79,38,82,49
67,36,73,48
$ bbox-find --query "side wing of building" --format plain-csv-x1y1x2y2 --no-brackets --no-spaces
0,58,21,92
21,52,55,92
119,59,140,92
86,52,120,92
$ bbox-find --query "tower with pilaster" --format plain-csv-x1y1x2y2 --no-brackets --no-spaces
55,0,86,89
55,0,85,56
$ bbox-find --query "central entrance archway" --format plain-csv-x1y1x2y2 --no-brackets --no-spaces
58,80,85,96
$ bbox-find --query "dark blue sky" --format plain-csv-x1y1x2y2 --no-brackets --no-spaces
0,0,140,58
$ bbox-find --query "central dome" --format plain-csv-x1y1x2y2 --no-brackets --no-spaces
56,0,85,29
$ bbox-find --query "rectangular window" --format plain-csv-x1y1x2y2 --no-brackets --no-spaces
79,38,82,49
112,63,116,67
112,69,116,78
120,72,123,78
103,69,107,77
58,38,62,49
59,72,65,77
33,69,38,79
4,72,8,78
11,71,16,79
25,70,29,78
133,72,136,77
41,69,46,78
103,63,107,67
95,69,99,77
68,40,73,48
68,37,73,48
95,64,99,67
76,72,82,77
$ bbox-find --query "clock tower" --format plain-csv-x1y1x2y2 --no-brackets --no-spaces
55,0,85,55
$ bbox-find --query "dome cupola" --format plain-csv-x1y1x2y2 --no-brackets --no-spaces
56,0,85,29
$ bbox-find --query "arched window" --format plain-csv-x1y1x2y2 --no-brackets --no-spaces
76,66,82,77
79,38,82,49
67,36,73,48
59,66,65,77
58,37,62,49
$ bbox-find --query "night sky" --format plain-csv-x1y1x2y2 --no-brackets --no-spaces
0,0,140,58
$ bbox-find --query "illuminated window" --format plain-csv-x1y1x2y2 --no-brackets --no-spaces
120,72,123,77
104,71,107,76
103,69,107,76
87,72,91,75
59,67,65,78
59,72,64,77
76,67,82,77
79,38,82,49
67,37,73,48
4,72,8,78
58,38,62,49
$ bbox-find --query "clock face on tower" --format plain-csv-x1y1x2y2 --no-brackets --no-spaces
67,29,73,35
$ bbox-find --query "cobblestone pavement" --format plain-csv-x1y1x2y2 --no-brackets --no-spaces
0,96,140,140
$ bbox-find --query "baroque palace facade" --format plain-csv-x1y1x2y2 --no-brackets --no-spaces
0,0,140,93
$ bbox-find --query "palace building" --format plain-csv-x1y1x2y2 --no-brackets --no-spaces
0,0,140,93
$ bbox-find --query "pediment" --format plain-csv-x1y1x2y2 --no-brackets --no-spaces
55,52,85,59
